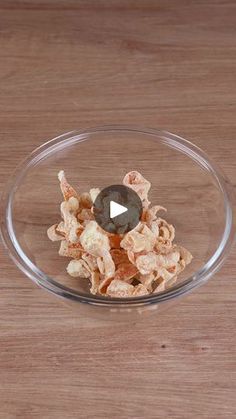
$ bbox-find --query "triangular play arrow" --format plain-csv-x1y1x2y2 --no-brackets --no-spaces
110,200,128,219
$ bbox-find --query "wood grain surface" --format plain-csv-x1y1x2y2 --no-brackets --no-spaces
0,1,236,418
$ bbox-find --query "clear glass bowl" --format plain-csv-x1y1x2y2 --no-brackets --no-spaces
0,126,235,319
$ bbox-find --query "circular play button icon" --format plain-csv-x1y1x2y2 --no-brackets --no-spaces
93,185,142,234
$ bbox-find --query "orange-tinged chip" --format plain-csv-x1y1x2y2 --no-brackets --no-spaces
59,241,81,259
114,263,138,282
138,272,156,292
77,208,94,222
98,276,113,295
110,249,129,265
144,205,166,224
58,170,78,201
109,234,122,249
68,242,84,251
82,253,98,271
123,171,151,208
80,192,92,209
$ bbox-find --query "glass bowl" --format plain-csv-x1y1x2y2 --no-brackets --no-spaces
0,126,235,319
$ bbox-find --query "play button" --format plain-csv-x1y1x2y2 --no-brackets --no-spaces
110,201,128,219
93,184,142,234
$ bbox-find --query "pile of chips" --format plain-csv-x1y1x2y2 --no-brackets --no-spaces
47,170,192,298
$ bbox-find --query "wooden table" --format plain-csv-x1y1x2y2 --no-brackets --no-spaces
0,1,235,418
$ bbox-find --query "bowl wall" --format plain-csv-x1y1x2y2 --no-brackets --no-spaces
7,127,228,301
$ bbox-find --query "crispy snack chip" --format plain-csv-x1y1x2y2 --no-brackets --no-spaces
58,170,78,201
80,192,92,209
47,224,65,241
59,241,82,259
109,234,122,249
89,188,100,203
106,280,135,298
110,249,129,265
144,205,167,225
97,250,115,279
138,272,156,291
77,208,94,222
47,170,193,297
80,221,110,257
82,253,98,271
132,284,149,297
90,271,100,295
136,252,157,275
113,263,138,282
123,171,151,208
66,259,91,278
60,200,80,243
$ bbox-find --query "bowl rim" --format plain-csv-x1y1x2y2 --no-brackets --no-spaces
0,125,235,307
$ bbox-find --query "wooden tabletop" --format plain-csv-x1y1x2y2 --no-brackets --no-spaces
0,1,235,418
